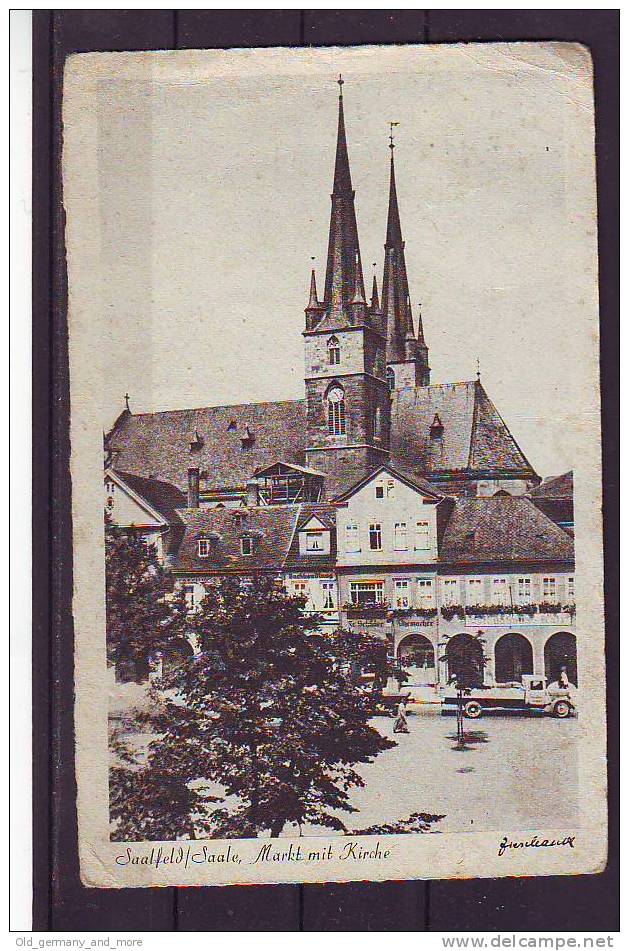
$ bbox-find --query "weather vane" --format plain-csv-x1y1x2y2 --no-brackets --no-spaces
476,357,481,381
337,74,344,92
389,121,400,150
124,392,130,412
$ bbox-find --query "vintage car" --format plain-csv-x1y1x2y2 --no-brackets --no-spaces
439,675,577,719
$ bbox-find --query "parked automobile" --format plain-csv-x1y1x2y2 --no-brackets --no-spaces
439,675,577,719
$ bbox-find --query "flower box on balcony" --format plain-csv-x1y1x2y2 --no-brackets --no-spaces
344,601,389,619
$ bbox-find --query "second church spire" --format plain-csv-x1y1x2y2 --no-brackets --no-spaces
381,131,430,387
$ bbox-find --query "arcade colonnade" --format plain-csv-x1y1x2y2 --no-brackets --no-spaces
394,626,578,687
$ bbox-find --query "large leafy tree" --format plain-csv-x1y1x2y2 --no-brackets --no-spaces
111,576,403,840
105,515,189,682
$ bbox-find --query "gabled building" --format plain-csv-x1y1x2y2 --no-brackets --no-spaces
104,468,186,563
332,469,576,690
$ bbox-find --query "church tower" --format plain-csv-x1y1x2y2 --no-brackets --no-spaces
303,79,390,493
381,132,430,390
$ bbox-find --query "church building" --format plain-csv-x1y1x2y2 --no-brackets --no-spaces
104,81,576,690
105,80,540,505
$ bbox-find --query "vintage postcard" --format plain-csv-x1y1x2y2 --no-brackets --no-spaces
63,43,607,887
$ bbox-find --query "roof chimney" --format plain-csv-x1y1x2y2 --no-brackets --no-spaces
187,467,200,508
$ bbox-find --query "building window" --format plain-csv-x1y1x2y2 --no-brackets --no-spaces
241,536,255,556
543,577,556,600
443,579,458,606
350,581,384,605
414,520,430,550
345,523,360,552
183,583,195,608
376,480,394,499
467,578,483,605
517,577,532,602
327,336,340,365
327,385,346,435
492,578,509,605
393,522,408,551
105,481,115,495
305,531,324,552
197,539,210,558
417,578,434,606
322,581,335,611
386,366,395,392
369,523,382,551
567,576,575,598
373,405,382,438
395,579,410,608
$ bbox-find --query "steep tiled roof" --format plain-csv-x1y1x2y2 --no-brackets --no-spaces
107,382,537,499
112,470,186,524
390,380,536,478
107,400,308,492
440,496,574,566
172,506,300,574
528,471,573,499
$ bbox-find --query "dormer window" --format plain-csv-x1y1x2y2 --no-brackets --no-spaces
386,367,395,393
227,420,237,432
197,539,210,558
327,336,340,366
190,429,204,452
430,413,444,439
241,536,255,556
299,517,331,555
241,426,255,448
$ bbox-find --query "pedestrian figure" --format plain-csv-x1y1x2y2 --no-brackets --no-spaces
558,665,570,689
393,697,410,734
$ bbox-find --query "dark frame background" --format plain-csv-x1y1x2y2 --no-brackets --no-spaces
31,9,619,932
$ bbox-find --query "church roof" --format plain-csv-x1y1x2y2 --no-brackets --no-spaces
390,380,537,479
107,400,308,493
440,496,574,566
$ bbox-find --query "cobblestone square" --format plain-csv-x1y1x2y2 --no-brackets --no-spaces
344,710,578,835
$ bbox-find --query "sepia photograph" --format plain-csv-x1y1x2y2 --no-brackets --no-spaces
61,42,606,887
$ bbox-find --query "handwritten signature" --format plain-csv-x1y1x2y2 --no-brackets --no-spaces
498,834,575,857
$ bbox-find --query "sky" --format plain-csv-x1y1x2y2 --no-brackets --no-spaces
89,44,597,478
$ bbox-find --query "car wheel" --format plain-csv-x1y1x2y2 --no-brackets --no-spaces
464,700,483,719
553,700,571,719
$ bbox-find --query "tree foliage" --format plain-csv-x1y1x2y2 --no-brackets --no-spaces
110,576,403,840
105,515,189,682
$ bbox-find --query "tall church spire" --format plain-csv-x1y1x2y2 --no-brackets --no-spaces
381,129,430,387
323,76,364,322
